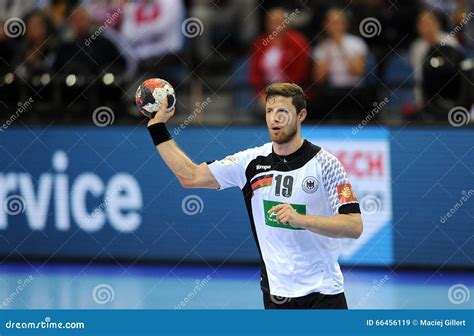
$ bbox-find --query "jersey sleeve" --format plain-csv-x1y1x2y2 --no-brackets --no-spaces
317,150,360,215
207,148,255,190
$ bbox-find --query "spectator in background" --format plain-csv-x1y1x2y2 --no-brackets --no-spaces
409,10,461,109
82,0,137,80
311,8,368,121
43,0,79,28
120,0,184,65
453,0,474,53
119,0,185,116
270,0,331,45
422,0,474,53
53,6,126,76
313,8,367,89
16,11,56,79
249,7,311,108
190,0,258,68
83,0,123,30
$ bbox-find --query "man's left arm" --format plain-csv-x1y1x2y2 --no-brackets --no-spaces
267,204,363,239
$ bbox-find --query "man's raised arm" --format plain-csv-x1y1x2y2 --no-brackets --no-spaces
147,100,220,190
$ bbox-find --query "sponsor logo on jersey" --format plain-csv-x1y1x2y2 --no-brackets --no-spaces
220,155,237,165
251,174,273,191
302,176,318,194
263,200,306,230
337,183,357,204
256,164,271,171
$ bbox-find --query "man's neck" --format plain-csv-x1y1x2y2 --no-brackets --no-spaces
331,33,345,45
427,32,440,45
273,136,304,156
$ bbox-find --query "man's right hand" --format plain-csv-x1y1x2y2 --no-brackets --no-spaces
147,98,175,126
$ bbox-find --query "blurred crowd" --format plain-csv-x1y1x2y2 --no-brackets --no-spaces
0,0,473,125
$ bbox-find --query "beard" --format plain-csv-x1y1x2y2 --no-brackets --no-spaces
269,123,298,144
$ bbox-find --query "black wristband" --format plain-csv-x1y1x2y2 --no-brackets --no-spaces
147,122,172,146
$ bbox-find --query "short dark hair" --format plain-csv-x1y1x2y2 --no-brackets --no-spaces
265,82,306,113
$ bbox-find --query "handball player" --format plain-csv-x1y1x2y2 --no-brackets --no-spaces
146,82,363,309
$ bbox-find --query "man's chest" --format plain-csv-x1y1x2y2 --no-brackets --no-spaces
249,161,327,209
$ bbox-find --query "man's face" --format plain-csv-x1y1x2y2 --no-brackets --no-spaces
265,9,287,34
265,96,299,144
325,11,346,38
417,13,439,41
26,15,47,44
71,8,91,35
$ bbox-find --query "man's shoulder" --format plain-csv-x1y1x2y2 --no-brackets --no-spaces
313,146,340,166
345,34,365,44
241,142,273,158
306,139,322,151
344,34,368,52
213,143,271,169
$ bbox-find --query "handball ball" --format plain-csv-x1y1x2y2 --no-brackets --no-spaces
135,78,176,118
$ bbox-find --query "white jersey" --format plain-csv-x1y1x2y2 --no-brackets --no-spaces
208,140,360,297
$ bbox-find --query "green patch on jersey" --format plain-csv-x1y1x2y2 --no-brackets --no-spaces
263,200,306,230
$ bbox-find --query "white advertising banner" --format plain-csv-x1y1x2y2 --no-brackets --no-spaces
306,127,393,265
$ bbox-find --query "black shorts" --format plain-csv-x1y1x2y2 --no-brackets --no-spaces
263,291,348,309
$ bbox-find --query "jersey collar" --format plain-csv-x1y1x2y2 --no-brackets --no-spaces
271,139,310,163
